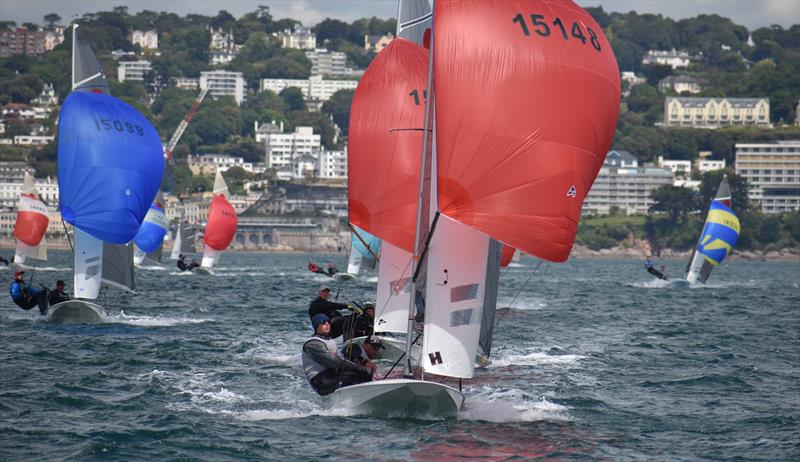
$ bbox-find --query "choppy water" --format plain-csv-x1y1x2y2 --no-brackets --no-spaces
1,251,798,461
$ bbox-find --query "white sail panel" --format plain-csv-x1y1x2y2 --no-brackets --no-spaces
133,246,146,265
74,228,102,299
421,215,490,379
201,246,220,269
346,239,362,276
375,240,414,334
170,226,182,260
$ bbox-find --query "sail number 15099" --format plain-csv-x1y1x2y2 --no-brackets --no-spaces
512,13,602,52
93,118,145,136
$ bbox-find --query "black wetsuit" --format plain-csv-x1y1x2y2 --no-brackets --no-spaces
49,289,70,305
645,261,668,280
10,281,49,315
308,297,354,338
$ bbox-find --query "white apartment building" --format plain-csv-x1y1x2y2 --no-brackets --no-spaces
129,30,158,49
260,75,358,102
735,140,800,213
117,60,152,82
0,176,59,209
658,156,692,178
43,26,65,51
664,97,770,129
642,49,692,69
209,28,235,51
13,135,54,145
583,150,674,215
276,26,316,49
658,75,701,94
697,159,726,173
173,77,199,90
305,49,352,77
188,154,254,175
318,148,347,179
200,70,246,106
264,126,321,171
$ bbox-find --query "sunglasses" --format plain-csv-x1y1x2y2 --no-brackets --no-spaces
320,320,330,325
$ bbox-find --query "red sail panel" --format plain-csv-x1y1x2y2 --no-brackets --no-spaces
434,0,620,262
500,245,516,267
203,195,237,251
14,194,49,246
348,38,429,253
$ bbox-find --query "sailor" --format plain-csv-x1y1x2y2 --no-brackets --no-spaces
326,263,338,277
350,302,375,339
644,256,666,279
177,254,189,271
308,261,328,276
302,314,374,396
660,265,669,279
308,284,356,338
48,279,70,305
187,258,200,271
9,270,49,315
341,335,384,367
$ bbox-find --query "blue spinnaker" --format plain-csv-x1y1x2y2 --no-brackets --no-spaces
58,91,164,244
133,202,168,252
697,200,740,266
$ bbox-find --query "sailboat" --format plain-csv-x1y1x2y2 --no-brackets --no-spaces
133,192,168,267
195,170,237,275
328,0,620,417
684,175,740,283
12,172,50,270
49,24,164,323
338,225,381,281
170,221,198,261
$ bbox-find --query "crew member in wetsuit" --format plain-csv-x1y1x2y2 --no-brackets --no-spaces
644,256,667,280
308,284,356,338
9,271,49,315
326,264,338,277
348,302,374,340
177,254,189,271
302,314,374,396
48,279,70,305
341,335,384,367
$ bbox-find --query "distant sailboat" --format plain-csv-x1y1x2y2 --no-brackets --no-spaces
133,192,168,266
170,221,198,260
12,172,49,270
339,226,381,281
196,170,237,275
685,176,740,283
50,24,163,323
328,0,620,418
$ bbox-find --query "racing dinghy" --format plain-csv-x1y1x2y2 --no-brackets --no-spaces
197,170,237,275
11,172,50,271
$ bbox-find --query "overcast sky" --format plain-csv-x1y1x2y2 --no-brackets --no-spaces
1,0,797,30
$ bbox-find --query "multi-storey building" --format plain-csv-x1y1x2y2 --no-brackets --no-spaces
209,28,235,51
642,49,692,69
0,27,45,57
697,159,726,173
117,60,152,82
43,26,65,51
0,175,59,209
129,30,158,49
583,150,674,215
664,97,770,129
260,75,358,102
305,49,352,77
173,77,199,90
658,75,701,94
735,140,800,213
188,154,254,175
658,156,692,178
364,34,393,52
199,70,246,106
318,148,347,179
276,26,316,50
264,126,321,173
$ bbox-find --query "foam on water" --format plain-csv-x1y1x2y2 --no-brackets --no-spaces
490,350,584,368
497,297,548,310
105,311,214,327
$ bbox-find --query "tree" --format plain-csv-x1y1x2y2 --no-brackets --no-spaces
321,89,354,136
698,170,749,213
43,13,62,29
280,87,306,111
649,185,701,222
756,215,781,244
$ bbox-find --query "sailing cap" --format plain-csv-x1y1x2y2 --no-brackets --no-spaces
319,284,331,292
312,314,330,331
363,301,375,309
364,335,385,350
14,270,24,277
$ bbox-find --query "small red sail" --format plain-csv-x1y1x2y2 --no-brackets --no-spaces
500,245,516,267
203,195,237,251
14,193,49,247
348,38,429,253
434,0,620,262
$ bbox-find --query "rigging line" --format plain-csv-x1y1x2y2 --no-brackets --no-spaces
382,331,422,380
413,211,441,283
61,218,74,256
494,259,544,329
348,223,380,263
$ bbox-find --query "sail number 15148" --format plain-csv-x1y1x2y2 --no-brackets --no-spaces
512,13,601,52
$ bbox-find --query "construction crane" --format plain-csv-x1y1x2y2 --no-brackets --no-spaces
164,87,209,193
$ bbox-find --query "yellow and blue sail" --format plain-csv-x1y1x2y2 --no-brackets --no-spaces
697,200,740,266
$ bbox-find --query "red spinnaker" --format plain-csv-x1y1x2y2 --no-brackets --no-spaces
500,245,516,267
348,38,429,253
14,194,49,247
203,195,237,251
434,0,620,262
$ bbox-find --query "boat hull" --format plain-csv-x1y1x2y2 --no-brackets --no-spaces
48,300,105,324
194,267,215,276
323,378,464,418
335,272,356,282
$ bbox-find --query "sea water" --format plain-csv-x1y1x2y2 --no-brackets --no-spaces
1,251,798,461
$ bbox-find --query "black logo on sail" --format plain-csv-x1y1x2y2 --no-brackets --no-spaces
428,351,443,365
567,186,577,197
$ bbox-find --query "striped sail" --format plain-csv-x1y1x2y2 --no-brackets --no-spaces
686,176,739,283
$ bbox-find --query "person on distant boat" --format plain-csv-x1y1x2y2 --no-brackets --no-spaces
187,258,200,271
341,335,384,372
302,314,375,396
48,279,70,305
308,261,329,276
660,266,669,279
9,270,49,315
177,254,189,271
309,284,356,338
326,263,338,277
644,256,668,280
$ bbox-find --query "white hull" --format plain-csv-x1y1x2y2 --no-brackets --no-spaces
48,300,105,324
323,378,464,418
335,272,357,282
193,266,215,276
